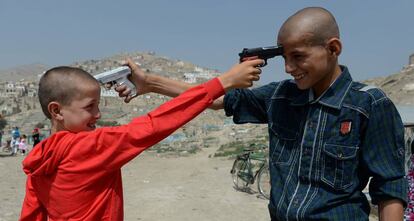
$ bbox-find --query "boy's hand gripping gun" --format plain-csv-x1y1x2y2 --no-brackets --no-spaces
94,66,137,97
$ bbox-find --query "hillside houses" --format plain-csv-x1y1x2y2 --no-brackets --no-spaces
184,67,221,84
0,81,38,116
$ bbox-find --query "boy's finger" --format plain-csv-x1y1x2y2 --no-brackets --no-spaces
120,88,132,97
114,84,127,92
125,58,140,74
246,59,265,66
241,56,259,62
104,83,113,89
124,96,131,103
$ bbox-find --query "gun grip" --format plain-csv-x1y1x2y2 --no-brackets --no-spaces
118,77,138,97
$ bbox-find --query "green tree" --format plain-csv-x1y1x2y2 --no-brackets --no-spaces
96,120,120,127
35,122,45,129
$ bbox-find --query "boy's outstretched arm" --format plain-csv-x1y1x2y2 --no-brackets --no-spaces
115,58,263,109
67,57,264,172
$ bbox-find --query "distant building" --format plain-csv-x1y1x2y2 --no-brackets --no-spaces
410,53,414,65
184,73,197,83
4,82,22,97
27,88,37,97
100,89,117,97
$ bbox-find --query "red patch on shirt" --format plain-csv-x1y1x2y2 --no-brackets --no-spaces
340,121,352,136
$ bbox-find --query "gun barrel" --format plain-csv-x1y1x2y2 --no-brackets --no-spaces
239,46,283,59
94,66,131,83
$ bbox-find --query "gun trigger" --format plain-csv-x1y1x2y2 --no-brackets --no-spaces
260,60,268,67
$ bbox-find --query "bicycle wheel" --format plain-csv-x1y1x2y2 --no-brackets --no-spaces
2,146,12,154
257,164,271,199
231,159,249,190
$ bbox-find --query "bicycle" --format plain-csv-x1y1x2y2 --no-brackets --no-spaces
230,147,270,199
1,139,13,155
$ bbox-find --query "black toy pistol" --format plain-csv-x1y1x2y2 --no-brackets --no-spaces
238,46,283,67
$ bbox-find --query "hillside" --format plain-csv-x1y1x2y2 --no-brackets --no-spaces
0,51,219,82
363,64,414,105
0,51,268,156
0,63,49,82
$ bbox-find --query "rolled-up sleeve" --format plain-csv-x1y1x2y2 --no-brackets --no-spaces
224,83,278,124
363,97,408,206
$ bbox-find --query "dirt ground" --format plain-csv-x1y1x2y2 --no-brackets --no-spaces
0,146,270,221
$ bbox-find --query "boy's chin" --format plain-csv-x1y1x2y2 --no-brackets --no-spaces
86,124,96,130
74,125,96,132
295,83,311,90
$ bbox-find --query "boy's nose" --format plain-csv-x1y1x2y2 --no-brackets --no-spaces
95,109,101,119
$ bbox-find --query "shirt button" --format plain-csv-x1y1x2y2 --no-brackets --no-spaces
300,176,309,184
293,199,299,205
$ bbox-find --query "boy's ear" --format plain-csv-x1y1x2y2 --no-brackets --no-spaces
48,102,64,121
326,37,342,57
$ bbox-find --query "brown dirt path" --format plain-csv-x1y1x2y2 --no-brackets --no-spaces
0,147,269,221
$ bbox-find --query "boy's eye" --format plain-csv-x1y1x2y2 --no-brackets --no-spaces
85,104,95,110
293,54,304,59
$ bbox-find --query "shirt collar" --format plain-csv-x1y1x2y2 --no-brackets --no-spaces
291,66,353,109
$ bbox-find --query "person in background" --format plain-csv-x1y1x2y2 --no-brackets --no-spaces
405,138,414,220
0,129,3,147
19,134,28,155
31,128,41,147
11,126,20,156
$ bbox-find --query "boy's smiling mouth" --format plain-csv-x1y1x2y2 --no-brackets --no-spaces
87,123,96,129
292,73,305,80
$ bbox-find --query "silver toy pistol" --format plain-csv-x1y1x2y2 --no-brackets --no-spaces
94,66,137,97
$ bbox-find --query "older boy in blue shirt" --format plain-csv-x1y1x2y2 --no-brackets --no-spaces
118,7,407,221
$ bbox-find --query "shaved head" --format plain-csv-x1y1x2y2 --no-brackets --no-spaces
38,66,99,119
278,7,339,46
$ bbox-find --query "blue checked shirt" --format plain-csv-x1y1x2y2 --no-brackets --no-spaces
224,66,407,221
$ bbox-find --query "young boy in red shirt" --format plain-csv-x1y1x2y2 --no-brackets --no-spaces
19,58,263,221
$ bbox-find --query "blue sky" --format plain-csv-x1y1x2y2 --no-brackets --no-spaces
0,0,413,83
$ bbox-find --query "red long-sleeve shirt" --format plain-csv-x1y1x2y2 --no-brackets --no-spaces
20,78,224,221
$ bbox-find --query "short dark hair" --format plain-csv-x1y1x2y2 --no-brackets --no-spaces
279,7,340,46
38,66,98,119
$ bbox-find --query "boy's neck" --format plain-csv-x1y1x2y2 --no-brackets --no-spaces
50,120,63,134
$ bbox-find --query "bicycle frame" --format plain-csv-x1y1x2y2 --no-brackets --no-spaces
232,151,267,185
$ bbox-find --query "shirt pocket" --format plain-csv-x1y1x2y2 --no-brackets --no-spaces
269,123,298,166
321,143,359,190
